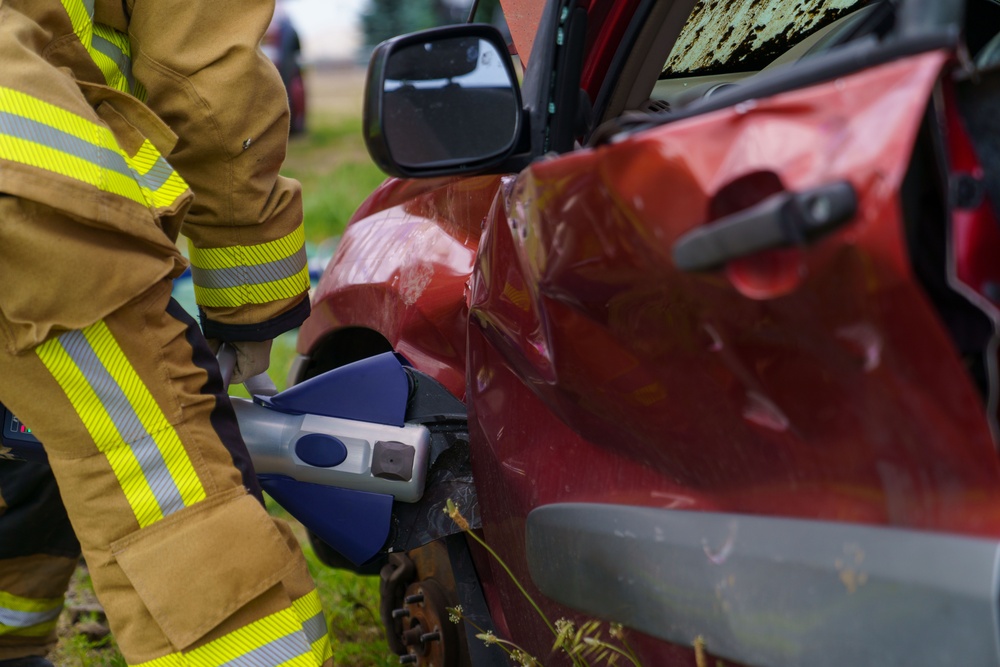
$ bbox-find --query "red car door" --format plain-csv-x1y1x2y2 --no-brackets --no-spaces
304,0,1000,664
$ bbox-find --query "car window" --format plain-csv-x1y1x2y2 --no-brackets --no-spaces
662,0,871,77
647,0,876,110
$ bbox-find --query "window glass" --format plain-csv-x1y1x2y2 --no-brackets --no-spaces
662,0,871,78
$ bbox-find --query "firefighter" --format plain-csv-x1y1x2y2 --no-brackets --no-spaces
0,1,332,665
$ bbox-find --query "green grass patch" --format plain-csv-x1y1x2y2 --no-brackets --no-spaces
50,634,126,667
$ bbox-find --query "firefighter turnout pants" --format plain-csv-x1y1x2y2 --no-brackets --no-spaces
0,269,333,667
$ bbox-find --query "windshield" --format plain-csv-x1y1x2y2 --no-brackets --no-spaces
663,0,871,77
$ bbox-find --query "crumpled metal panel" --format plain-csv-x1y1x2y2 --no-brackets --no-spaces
664,0,869,75
470,49,1000,541
461,53,1000,663
298,175,501,400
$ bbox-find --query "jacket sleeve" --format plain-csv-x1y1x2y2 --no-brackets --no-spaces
125,0,310,342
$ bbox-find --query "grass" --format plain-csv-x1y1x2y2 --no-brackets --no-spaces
54,85,394,666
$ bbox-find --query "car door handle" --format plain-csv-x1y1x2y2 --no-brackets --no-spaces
672,181,858,272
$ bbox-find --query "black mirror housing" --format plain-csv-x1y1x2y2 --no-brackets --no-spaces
364,24,524,178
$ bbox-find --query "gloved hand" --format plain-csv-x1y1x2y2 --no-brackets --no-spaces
207,339,273,386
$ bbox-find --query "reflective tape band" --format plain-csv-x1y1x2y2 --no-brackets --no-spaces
1,86,114,144
189,224,307,271
0,109,139,181
193,269,311,308
126,140,191,210
36,321,206,529
0,590,63,638
192,248,308,291
61,0,140,96
92,24,136,95
190,224,310,308
132,601,322,667
292,591,332,666
0,87,189,211
60,0,94,50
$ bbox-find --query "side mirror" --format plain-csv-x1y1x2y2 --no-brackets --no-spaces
364,24,523,178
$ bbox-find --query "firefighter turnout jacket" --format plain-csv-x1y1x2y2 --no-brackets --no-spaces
0,0,330,665
0,0,311,351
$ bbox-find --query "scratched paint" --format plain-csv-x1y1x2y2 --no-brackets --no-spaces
664,0,869,75
400,261,435,306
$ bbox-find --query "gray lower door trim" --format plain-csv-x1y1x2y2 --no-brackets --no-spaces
525,504,1000,667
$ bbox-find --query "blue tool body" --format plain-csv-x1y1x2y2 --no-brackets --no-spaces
234,353,429,565
3,352,428,567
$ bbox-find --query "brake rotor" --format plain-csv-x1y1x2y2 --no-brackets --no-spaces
397,579,461,667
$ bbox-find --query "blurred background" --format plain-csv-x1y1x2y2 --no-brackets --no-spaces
282,0,505,64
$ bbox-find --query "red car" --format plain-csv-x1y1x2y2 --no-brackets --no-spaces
292,0,1000,664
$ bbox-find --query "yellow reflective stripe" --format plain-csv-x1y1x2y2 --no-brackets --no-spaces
36,322,206,528
131,604,321,667
0,619,59,638
92,24,133,94
124,140,190,210
291,591,323,626
81,324,206,510
0,133,147,203
292,592,332,666
131,657,183,667
2,85,113,147
187,606,311,667
37,335,162,526
193,269,311,308
60,0,94,50
61,0,137,95
190,225,307,271
133,79,149,103
89,44,130,94
189,224,309,307
0,591,62,615
0,87,189,210
0,591,63,638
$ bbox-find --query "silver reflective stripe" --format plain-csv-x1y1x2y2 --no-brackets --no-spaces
59,331,186,518
0,111,134,180
136,154,175,191
302,611,327,645
82,0,95,17
221,631,312,667
90,33,136,92
0,605,62,628
191,246,308,289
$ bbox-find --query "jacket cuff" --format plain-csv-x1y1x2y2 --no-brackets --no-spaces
199,298,310,343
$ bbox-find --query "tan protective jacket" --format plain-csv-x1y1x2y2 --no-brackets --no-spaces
0,0,309,354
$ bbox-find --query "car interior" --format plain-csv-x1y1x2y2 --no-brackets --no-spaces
593,0,1000,129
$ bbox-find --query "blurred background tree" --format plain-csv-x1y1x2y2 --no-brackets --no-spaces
361,0,504,47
